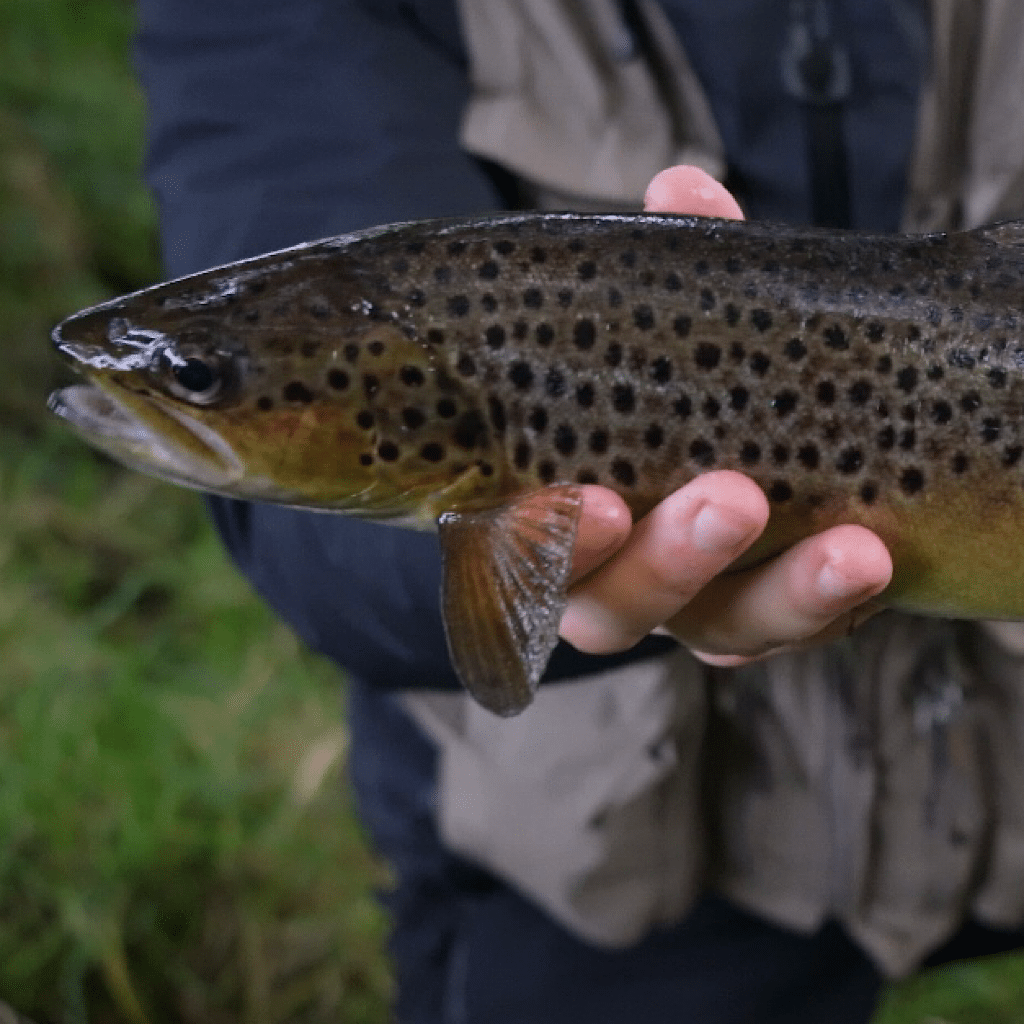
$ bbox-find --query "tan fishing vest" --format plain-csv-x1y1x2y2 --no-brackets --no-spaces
402,0,1024,978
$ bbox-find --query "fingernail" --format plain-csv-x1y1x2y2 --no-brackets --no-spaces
691,504,753,552
816,559,871,603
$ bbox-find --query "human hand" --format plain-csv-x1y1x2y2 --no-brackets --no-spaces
558,165,893,667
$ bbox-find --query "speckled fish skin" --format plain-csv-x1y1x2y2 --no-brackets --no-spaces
48,211,1024,710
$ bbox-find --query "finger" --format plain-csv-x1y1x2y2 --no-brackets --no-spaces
671,524,893,659
567,485,632,586
561,472,769,653
644,165,745,220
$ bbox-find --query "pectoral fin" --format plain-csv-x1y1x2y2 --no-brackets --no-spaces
437,485,583,717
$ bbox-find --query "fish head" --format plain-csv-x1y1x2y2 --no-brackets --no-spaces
49,248,506,520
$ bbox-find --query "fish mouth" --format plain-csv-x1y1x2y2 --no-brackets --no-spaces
48,382,245,493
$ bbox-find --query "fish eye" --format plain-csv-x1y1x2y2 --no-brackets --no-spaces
161,351,227,405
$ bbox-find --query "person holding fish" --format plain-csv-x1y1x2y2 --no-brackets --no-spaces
121,0,1024,1021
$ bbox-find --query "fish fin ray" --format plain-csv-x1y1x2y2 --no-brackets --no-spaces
438,485,583,717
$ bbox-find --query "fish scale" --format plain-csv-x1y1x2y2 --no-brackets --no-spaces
48,211,1024,714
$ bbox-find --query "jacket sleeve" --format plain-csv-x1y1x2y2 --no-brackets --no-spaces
133,0,676,689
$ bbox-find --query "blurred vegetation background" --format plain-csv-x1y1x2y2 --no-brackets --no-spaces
1,1,1022,1021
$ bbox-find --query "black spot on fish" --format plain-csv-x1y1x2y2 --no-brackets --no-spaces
401,365,425,387
673,396,692,419
900,428,916,450
448,295,470,317
725,256,742,274
860,482,878,505
478,462,494,477
703,397,721,419
576,383,595,408
536,323,555,346
509,362,534,391
769,481,793,503
816,380,837,406
730,343,746,363
773,390,798,416
554,424,577,456
577,469,599,484
866,322,885,343
694,259,709,275
927,364,944,381
589,428,609,454
1004,446,1023,467
485,325,506,349
437,398,457,418
798,444,819,469
749,352,771,376
725,303,741,327
877,425,896,450
700,288,716,312
651,356,672,384
494,239,515,256
960,392,981,413
785,337,807,361
359,453,373,467
981,417,1001,442
608,286,623,307
611,458,636,486
664,272,682,291
952,453,969,474
900,467,925,494
578,260,597,281
619,251,637,269
876,355,893,374
378,442,400,462
363,374,380,399
605,343,623,368
673,315,692,338
633,305,655,330
356,410,374,430
695,343,721,370
557,288,574,308
478,260,500,280
421,442,444,462
344,343,360,363
612,384,635,413
573,319,596,350
848,380,872,405
538,460,557,484
740,441,761,465
523,287,544,310
427,329,445,346
408,288,426,307
730,386,750,411
771,445,789,466
528,407,548,432
931,400,953,424
257,396,273,411
837,448,863,474
457,354,476,377
366,340,384,357
989,368,1008,388
531,245,549,262
453,411,486,450
434,265,453,284
402,407,425,430
514,442,531,469
644,424,664,449
823,325,849,350
284,381,314,404
896,367,919,393
690,438,715,466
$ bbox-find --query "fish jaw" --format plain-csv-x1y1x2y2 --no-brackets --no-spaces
48,380,249,495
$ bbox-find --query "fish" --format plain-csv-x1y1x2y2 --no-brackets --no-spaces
48,210,1024,715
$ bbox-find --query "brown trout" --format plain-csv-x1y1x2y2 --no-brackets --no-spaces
49,211,1024,715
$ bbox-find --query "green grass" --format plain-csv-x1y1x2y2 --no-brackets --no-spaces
2,0,1024,1021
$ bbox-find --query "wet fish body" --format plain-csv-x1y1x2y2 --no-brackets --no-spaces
50,212,1024,714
